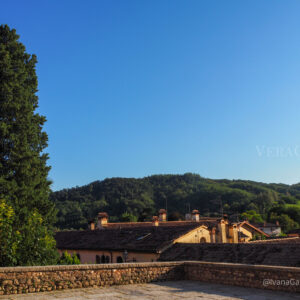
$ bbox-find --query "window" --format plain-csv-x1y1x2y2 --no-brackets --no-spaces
117,256,123,263
101,255,106,264
96,255,101,264
105,256,110,263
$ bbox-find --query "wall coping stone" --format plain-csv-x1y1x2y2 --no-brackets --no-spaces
0,261,183,273
0,261,299,273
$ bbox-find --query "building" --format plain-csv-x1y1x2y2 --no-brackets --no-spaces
237,221,270,242
287,228,300,237
55,209,268,264
252,222,281,236
159,237,300,267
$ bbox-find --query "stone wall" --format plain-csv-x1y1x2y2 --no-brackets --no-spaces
0,261,299,295
185,261,300,293
0,262,183,295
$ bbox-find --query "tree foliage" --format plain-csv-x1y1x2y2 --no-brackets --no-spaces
0,25,57,265
51,173,300,232
58,251,80,265
241,210,264,223
0,199,20,266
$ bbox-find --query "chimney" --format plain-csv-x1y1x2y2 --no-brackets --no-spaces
159,209,167,222
191,209,200,221
97,212,108,229
229,223,238,243
276,220,280,226
88,220,95,230
152,216,159,226
218,219,226,243
185,213,192,221
223,214,228,224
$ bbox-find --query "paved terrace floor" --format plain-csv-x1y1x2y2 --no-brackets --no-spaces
0,281,299,300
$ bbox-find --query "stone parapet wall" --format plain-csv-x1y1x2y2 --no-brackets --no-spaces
0,261,299,295
0,262,183,295
185,261,300,293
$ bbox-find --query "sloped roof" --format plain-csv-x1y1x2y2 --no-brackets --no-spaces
103,218,220,229
159,241,300,267
252,222,281,228
248,237,300,244
238,221,270,237
55,224,203,253
288,228,300,234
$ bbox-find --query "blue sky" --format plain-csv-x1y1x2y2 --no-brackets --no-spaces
2,1,300,190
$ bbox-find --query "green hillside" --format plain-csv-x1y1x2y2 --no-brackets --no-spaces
50,173,300,232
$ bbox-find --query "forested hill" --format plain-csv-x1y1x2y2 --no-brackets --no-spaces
51,173,300,231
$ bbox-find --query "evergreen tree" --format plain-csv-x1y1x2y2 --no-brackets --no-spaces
0,25,57,265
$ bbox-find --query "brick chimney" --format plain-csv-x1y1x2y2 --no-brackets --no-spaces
97,212,108,229
191,209,200,221
88,220,95,230
159,209,167,222
152,216,159,226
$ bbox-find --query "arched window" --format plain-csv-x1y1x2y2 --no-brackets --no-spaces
101,255,106,264
96,255,101,264
117,256,123,263
105,256,110,263
200,237,206,243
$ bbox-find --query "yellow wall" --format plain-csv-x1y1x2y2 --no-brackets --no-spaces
175,226,211,243
228,226,238,243
238,226,253,242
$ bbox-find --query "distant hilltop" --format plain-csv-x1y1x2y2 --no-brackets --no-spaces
50,173,300,231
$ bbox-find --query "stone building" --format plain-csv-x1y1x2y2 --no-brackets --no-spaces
55,209,268,264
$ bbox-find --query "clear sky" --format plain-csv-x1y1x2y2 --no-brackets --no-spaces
1,1,300,190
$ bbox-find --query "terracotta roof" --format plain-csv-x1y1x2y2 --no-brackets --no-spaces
159,241,300,267
238,221,270,237
55,224,202,253
288,228,300,234
98,212,108,218
101,219,220,229
252,222,281,228
248,237,300,244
